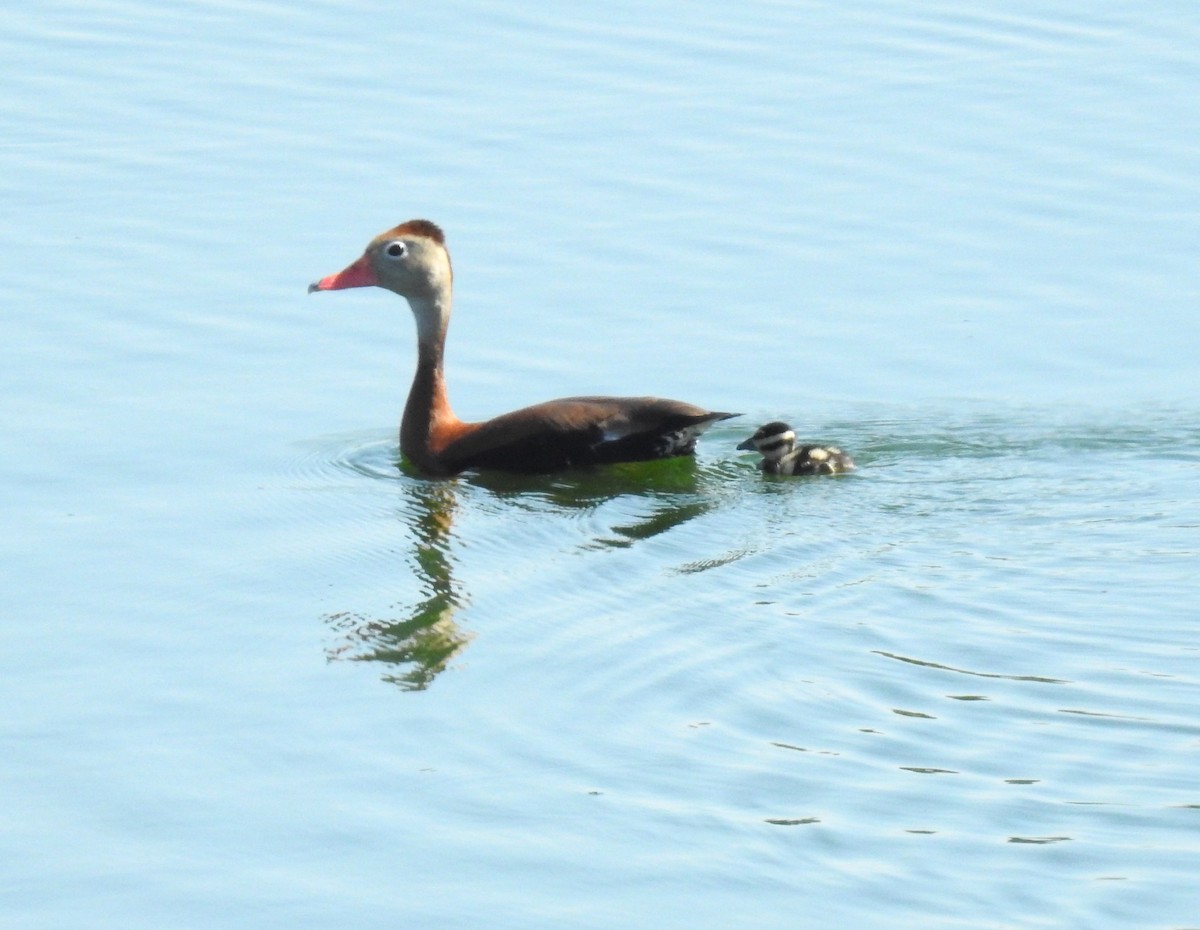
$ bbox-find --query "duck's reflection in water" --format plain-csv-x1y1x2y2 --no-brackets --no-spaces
324,456,728,689
324,481,472,690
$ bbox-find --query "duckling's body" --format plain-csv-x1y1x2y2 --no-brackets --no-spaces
738,421,855,476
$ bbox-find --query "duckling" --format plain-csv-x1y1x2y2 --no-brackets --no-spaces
737,421,855,475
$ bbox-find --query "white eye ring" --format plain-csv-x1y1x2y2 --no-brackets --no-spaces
384,241,408,259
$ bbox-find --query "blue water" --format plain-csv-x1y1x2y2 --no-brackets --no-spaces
3,2,1199,927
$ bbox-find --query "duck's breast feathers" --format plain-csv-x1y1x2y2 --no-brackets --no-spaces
436,397,738,473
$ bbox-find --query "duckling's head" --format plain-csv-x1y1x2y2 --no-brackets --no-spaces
737,421,797,460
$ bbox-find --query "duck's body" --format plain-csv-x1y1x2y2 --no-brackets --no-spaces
738,421,855,476
310,220,736,476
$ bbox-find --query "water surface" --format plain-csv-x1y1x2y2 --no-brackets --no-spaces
3,2,1199,928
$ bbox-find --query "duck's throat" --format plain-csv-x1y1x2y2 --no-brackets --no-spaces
400,337,461,472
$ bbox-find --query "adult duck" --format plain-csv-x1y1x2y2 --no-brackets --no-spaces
738,421,855,475
310,220,737,476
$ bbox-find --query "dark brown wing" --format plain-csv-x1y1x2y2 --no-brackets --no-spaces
440,396,738,473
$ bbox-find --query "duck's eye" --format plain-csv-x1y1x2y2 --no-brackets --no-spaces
384,241,407,259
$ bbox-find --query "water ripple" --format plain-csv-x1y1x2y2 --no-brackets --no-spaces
873,650,1070,684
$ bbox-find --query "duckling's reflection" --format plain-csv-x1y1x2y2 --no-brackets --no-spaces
325,456,723,690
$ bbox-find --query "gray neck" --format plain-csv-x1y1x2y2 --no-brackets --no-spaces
407,293,450,348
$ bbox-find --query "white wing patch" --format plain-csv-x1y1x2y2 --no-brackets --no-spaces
599,425,633,443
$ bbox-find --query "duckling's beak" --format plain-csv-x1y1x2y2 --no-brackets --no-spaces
736,437,756,451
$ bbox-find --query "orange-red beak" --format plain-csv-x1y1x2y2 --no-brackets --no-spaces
308,254,379,293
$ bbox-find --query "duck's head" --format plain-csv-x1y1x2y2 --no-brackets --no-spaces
737,421,797,460
310,220,454,344
309,219,453,302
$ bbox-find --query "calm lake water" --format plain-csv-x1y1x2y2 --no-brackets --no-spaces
3,1,1199,927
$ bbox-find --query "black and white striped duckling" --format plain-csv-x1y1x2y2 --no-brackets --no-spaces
737,421,855,476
